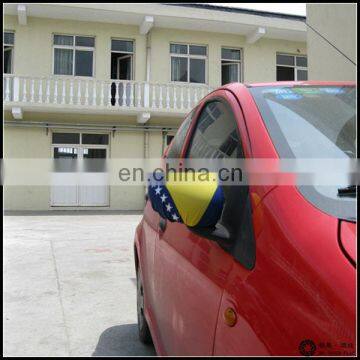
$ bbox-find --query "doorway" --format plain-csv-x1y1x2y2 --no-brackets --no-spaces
111,53,133,80
110,39,134,107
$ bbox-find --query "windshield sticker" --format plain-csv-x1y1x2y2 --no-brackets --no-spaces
319,87,346,94
292,87,322,95
263,88,294,95
275,93,303,100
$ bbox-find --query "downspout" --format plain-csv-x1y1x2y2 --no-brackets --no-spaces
146,31,151,82
143,30,151,160
144,129,149,159
143,31,151,204
143,129,149,205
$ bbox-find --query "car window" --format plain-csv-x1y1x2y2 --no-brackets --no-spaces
186,100,243,158
249,85,356,221
166,107,197,158
249,86,356,159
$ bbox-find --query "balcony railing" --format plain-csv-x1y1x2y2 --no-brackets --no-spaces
3,74,214,113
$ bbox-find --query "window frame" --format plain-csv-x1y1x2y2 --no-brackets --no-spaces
4,30,15,74
110,37,135,80
52,33,96,78
169,42,208,84
276,52,308,81
51,130,111,159
221,47,243,85
165,107,198,159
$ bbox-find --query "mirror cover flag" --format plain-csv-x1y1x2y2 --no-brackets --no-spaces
147,171,224,228
147,171,183,223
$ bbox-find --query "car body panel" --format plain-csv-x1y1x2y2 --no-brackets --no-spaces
153,221,233,355
214,186,355,356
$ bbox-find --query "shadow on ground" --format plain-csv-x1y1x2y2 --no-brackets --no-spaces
5,210,143,216
92,323,156,356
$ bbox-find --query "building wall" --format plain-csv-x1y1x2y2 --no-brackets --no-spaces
306,4,356,81
4,112,166,211
4,126,52,210
4,15,306,86
4,15,146,81
151,27,306,85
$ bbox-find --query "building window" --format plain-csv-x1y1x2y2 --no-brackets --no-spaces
4,31,15,74
111,39,134,80
170,43,207,84
53,34,95,77
276,53,308,81
221,47,242,85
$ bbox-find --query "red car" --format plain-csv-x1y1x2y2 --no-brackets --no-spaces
133,82,356,356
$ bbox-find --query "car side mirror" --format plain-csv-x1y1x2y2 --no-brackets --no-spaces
147,171,255,270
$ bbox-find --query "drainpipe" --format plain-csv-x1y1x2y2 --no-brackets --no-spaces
144,130,149,159
143,31,151,108
143,129,149,205
140,16,153,203
144,32,151,157
143,30,152,203
146,31,151,82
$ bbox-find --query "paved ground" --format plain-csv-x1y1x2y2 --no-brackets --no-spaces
3,212,156,357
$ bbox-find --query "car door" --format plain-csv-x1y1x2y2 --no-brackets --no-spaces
213,85,357,356
140,108,195,353
152,92,244,355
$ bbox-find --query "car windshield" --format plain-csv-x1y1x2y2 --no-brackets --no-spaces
249,85,356,158
249,85,356,221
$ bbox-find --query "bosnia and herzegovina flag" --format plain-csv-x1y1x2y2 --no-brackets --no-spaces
147,171,224,228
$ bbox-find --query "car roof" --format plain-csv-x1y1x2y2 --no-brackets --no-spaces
221,81,355,92
246,81,355,87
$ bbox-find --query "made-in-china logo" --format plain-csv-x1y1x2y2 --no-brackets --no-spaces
299,339,317,356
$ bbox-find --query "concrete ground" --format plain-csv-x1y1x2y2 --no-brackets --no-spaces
3,211,156,357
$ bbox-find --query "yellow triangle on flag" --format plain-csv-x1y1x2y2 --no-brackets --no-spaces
166,172,218,227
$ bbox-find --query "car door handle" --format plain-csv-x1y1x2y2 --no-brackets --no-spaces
159,218,167,233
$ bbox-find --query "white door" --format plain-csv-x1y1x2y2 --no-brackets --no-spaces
78,147,109,206
117,55,132,106
116,55,132,80
51,133,110,207
51,146,79,206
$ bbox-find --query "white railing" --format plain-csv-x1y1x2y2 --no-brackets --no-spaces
3,74,214,112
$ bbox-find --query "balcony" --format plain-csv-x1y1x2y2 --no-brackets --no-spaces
3,74,214,118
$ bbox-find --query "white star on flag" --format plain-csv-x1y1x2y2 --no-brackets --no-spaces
172,213,179,221
155,186,161,195
160,194,167,203
165,203,172,212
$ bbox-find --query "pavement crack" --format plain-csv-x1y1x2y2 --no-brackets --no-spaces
49,239,72,356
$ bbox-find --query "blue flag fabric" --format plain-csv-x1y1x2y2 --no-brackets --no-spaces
147,172,183,223
195,185,224,228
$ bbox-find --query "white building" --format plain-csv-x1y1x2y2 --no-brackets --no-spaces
3,3,307,211
306,3,356,81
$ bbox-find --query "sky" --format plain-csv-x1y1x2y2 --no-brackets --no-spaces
209,3,307,16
